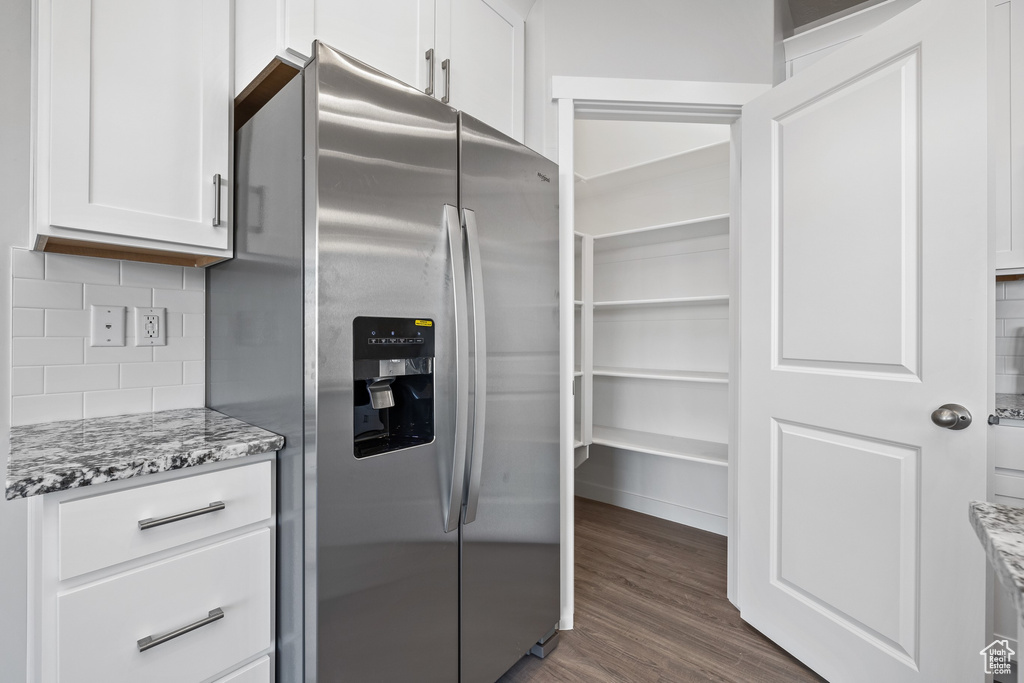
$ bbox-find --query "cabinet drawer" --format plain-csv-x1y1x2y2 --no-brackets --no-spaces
214,656,271,683
57,529,271,683
58,461,271,580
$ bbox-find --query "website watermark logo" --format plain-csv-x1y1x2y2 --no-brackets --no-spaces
981,639,1015,676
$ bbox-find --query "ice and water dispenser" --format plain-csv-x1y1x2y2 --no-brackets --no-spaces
353,317,435,458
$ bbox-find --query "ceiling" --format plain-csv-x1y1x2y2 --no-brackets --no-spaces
787,0,876,30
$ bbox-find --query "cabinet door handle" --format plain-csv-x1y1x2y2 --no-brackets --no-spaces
441,58,451,104
137,608,224,652
138,501,225,530
425,48,435,96
212,173,222,227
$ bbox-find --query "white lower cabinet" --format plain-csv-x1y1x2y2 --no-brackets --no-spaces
213,656,271,683
31,458,276,683
57,531,271,683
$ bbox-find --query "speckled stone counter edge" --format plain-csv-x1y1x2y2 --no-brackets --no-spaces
6,408,284,500
995,394,1024,420
970,501,1024,618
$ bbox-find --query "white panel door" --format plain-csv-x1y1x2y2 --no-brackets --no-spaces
439,0,524,140
738,0,988,680
284,0,435,92
41,0,230,250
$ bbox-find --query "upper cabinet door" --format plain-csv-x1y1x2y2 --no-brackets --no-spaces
277,0,435,92
437,0,524,140
37,0,232,253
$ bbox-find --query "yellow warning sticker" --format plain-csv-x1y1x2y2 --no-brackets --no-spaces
415,320,433,327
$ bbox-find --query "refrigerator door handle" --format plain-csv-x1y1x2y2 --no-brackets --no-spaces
462,208,487,525
444,204,470,533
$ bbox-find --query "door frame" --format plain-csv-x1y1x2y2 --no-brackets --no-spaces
553,76,770,629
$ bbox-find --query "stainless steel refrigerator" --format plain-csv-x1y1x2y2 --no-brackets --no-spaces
208,41,560,683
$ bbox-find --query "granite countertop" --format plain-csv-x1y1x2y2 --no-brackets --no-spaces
995,394,1024,420
970,501,1024,616
6,408,284,500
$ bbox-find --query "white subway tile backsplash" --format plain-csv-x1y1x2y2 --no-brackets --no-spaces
998,299,1024,319
997,338,1024,356
10,251,208,425
12,393,82,425
83,283,152,309
44,309,89,337
12,367,44,396
14,279,82,309
121,261,184,290
1005,281,1024,300
166,312,184,338
13,309,45,337
153,288,205,314
84,388,153,418
44,253,119,285
45,364,119,394
1005,356,1024,375
12,249,44,278
84,343,153,364
1003,318,1024,337
13,338,84,366
12,249,44,279
154,336,204,362
183,314,205,337
183,267,206,291
120,362,183,389
153,384,204,411
183,360,205,385
998,374,1024,394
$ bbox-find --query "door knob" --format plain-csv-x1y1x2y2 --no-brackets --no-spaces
931,404,972,430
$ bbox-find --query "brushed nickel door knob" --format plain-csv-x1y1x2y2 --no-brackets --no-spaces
931,404,972,430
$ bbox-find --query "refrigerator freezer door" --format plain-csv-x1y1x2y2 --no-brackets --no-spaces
458,113,561,683
309,43,460,682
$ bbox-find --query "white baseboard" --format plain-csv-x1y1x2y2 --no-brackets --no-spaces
576,481,727,536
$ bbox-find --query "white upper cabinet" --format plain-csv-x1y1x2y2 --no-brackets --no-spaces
236,0,524,140
992,0,1024,270
438,0,524,140
34,0,233,264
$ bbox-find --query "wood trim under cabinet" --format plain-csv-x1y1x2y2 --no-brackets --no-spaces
34,235,227,268
997,273,1024,282
235,58,301,132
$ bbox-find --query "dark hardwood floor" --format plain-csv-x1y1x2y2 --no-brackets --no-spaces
498,497,825,683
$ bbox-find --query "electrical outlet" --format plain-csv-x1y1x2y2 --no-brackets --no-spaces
90,305,126,347
134,307,167,346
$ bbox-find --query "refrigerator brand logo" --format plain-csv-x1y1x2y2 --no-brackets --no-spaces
537,172,551,183
980,639,1014,675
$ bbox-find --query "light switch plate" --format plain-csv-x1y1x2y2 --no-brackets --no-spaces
134,307,167,346
89,305,126,347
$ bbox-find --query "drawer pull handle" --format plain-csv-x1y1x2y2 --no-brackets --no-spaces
138,501,225,530
137,607,224,652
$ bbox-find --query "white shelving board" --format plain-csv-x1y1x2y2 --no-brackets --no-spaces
590,426,727,467
592,367,728,383
593,295,729,308
592,214,729,253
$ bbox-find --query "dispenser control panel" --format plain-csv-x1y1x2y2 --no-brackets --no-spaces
353,317,434,360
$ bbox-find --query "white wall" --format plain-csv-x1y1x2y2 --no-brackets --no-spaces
1,0,32,678
574,120,730,179
524,0,774,160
